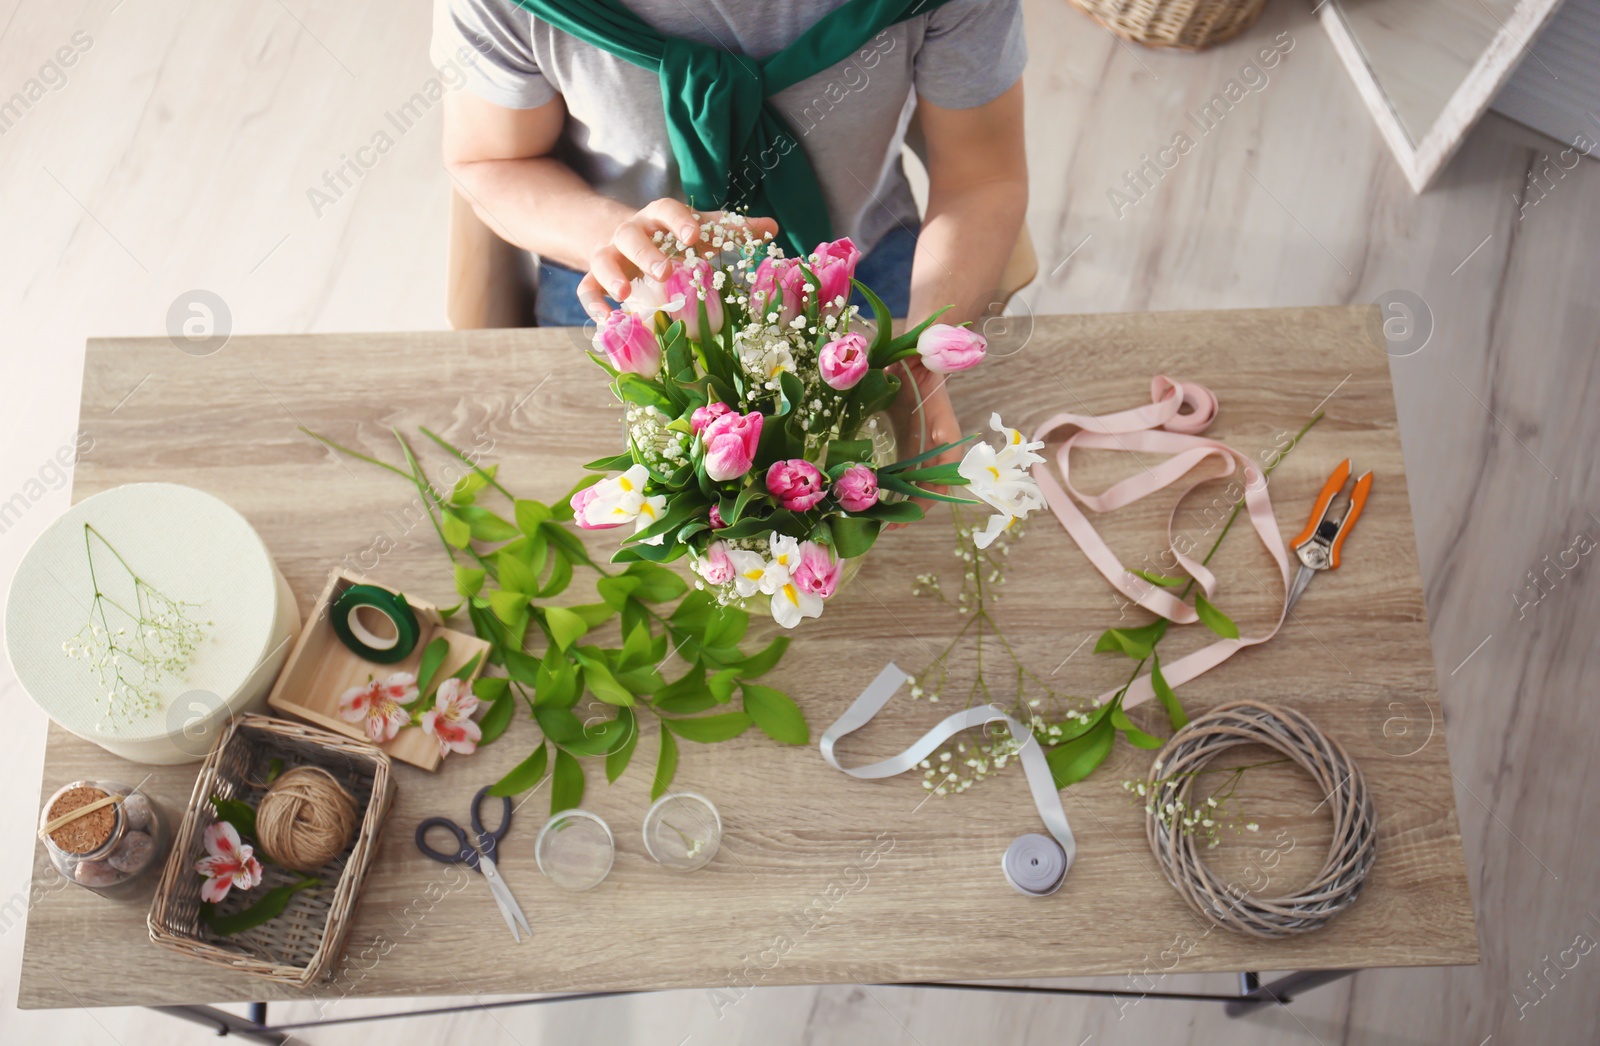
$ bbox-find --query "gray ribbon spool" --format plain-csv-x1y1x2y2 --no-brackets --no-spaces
1003,833,1068,897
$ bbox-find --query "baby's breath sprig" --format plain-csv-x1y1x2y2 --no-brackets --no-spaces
61,523,212,720
1129,756,1287,848
908,505,1098,797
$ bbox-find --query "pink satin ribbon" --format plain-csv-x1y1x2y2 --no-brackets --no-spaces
1030,377,1291,710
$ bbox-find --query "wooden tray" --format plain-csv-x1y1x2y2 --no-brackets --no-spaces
266,569,490,771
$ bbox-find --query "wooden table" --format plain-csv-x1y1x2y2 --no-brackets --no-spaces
20,307,1477,1012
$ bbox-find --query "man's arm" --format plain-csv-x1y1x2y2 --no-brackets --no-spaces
442,90,632,273
909,80,1028,327
442,92,776,319
886,80,1027,516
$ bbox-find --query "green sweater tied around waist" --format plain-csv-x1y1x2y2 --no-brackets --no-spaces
511,0,954,257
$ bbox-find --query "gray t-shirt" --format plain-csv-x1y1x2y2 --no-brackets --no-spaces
431,0,1025,254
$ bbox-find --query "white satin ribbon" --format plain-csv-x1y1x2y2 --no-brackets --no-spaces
821,663,1076,891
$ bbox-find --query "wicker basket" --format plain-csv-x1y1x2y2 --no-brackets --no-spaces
148,714,395,985
1066,0,1269,50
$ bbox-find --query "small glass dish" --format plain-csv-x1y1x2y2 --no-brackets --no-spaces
39,779,167,894
535,809,614,891
642,792,721,872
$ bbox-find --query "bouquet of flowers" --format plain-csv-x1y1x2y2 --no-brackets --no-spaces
572,216,1045,628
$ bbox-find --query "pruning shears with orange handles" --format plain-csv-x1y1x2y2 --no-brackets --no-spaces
1285,458,1372,613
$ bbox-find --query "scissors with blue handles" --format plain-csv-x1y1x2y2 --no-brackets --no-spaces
414,786,531,943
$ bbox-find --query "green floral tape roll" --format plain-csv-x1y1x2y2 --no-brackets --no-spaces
330,585,419,664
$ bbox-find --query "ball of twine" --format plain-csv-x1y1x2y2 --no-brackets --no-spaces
1145,700,1377,938
255,767,358,873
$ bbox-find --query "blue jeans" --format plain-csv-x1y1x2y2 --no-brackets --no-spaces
534,223,921,328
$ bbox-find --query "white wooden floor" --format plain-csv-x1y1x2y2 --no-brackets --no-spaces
2,0,1597,1043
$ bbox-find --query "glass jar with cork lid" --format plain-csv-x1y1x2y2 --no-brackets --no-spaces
39,780,167,893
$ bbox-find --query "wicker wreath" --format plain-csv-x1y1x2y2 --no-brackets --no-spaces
1144,700,1377,938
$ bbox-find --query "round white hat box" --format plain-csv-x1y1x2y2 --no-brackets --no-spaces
5,483,300,764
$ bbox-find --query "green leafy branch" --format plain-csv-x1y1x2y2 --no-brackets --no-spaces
302,425,806,812
1043,411,1323,788
911,411,1322,796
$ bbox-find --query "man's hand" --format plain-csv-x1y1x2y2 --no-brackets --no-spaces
886,358,963,529
577,200,778,322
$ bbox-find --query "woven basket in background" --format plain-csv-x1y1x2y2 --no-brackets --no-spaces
1067,0,1270,50
148,714,395,986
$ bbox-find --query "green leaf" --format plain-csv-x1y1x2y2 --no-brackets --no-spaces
582,452,635,473
606,708,638,783
415,636,451,696
265,758,283,785
497,549,538,596
663,711,752,743
544,605,588,651
578,656,635,706
534,703,584,743
533,651,578,708
1094,618,1169,660
741,683,808,744
1194,594,1240,639
652,727,679,801
596,575,642,610
830,516,881,558
825,438,873,465
624,561,689,602
670,589,716,633
706,667,739,704
478,685,515,745
1046,715,1116,788
449,466,491,505
653,688,720,715
703,608,748,650
567,602,618,629
514,499,552,535
441,511,471,548
201,877,319,936
1111,704,1164,749
455,505,520,543
536,546,573,597
473,676,509,703
490,742,549,797
502,648,541,687
550,748,584,813
488,588,529,627
1130,568,1185,588
449,651,483,681
208,796,257,843
734,635,789,678
453,565,487,599
1151,653,1188,730
618,621,655,671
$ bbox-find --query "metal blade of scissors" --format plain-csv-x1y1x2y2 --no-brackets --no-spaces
1286,562,1316,614
475,849,532,943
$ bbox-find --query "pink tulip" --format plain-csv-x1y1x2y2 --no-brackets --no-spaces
793,541,842,599
702,410,763,482
691,401,733,434
811,238,862,316
818,332,870,390
750,256,808,326
664,257,724,340
766,459,826,512
832,463,880,512
916,323,986,373
593,309,663,375
570,485,625,530
708,503,726,529
695,541,736,586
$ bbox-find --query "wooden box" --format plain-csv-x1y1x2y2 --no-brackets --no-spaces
266,569,490,771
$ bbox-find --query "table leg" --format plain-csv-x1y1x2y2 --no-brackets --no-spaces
149,1004,286,1044
1224,969,1354,1016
